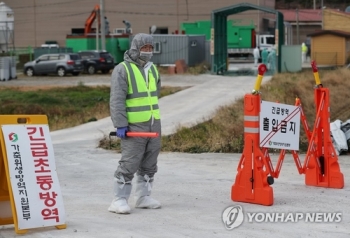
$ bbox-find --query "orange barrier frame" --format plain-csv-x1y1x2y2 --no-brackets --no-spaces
303,62,344,188
231,61,344,206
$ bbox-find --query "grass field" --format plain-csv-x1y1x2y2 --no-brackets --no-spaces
0,84,183,131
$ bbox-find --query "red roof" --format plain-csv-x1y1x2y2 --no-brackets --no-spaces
277,9,322,22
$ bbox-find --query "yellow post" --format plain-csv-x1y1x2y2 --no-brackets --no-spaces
311,61,322,87
252,64,267,94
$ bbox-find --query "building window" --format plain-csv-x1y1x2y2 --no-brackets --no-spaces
154,42,161,54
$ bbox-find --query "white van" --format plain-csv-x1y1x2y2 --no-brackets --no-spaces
41,44,59,48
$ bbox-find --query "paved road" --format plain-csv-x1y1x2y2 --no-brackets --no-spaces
45,73,268,144
0,73,349,238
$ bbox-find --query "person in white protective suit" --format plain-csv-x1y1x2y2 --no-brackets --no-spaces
253,47,260,67
267,47,277,74
109,33,162,214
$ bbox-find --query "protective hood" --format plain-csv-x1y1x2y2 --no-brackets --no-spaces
124,33,154,66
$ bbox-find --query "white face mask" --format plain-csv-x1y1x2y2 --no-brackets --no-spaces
139,51,153,62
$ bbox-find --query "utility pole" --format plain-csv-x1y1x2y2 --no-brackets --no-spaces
176,0,179,33
296,8,299,44
33,0,37,47
321,0,324,29
100,0,106,50
96,10,99,50
257,0,260,33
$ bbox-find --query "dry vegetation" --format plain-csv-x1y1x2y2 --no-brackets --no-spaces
0,85,184,131
101,67,350,153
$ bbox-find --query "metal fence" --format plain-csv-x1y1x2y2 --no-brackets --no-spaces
8,47,33,55
6,47,34,70
0,56,17,81
33,48,73,59
6,47,73,71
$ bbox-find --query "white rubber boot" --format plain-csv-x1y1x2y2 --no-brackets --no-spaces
108,177,132,214
134,175,161,209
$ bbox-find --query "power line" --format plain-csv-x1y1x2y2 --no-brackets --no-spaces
105,9,261,17
13,11,90,25
10,0,87,9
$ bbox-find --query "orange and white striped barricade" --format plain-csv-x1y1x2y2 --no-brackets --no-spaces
231,64,274,206
303,61,344,188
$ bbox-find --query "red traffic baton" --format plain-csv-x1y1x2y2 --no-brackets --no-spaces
109,131,159,138
126,132,159,137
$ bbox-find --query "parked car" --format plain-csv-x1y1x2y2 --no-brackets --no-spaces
78,50,115,74
24,53,83,77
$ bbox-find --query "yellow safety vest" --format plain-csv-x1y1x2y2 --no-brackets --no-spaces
302,45,308,53
121,62,160,123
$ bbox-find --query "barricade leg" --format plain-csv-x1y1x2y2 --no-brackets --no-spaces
231,137,273,206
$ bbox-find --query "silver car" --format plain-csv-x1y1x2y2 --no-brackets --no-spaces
24,53,84,77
